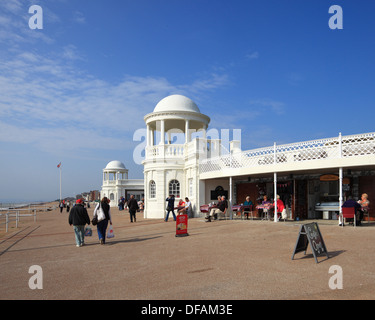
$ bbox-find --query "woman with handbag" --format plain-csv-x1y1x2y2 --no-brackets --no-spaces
93,197,112,245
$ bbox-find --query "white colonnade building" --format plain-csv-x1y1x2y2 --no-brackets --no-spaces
143,95,211,219
142,94,375,222
101,160,144,207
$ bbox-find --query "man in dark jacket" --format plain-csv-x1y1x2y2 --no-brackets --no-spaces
69,199,90,247
165,195,176,222
127,195,139,222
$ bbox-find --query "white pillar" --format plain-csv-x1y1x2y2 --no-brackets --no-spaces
339,167,343,225
202,125,207,139
273,142,278,222
160,120,165,145
146,124,150,147
185,120,190,144
167,130,172,144
274,172,278,222
229,176,233,220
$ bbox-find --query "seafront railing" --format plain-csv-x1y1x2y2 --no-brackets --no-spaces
0,210,37,233
199,132,375,174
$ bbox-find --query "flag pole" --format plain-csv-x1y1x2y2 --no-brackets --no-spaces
60,165,62,201
57,162,62,201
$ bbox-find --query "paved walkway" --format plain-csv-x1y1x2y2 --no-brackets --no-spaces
1,203,375,300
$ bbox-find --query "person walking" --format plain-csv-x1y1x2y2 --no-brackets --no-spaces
59,201,64,213
93,197,112,244
165,195,176,222
127,195,139,222
68,199,91,247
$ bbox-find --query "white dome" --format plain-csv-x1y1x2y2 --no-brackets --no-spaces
154,95,200,113
105,160,126,171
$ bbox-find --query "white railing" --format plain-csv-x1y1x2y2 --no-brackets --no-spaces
199,132,375,174
145,144,186,159
0,210,37,233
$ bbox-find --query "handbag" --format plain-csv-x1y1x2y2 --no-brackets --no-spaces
92,216,98,226
96,203,106,222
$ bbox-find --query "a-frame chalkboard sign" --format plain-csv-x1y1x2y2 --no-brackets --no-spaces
291,222,329,263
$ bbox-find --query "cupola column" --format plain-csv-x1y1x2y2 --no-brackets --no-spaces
160,119,165,145
146,124,150,147
185,120,190,144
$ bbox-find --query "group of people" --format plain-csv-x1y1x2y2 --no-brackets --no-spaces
67,191,371,246
59,200,71,213
340,193,370,226
165,195,192,222
259,195,287,221
118,195,142,222
205,195,228,222
68,197,113,247
118,197,144,213
203,194,287,221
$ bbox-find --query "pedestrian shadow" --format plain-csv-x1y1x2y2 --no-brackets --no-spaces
104,235,162,245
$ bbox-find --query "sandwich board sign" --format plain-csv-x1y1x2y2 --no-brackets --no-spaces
291,222,329,263
176,214,189,237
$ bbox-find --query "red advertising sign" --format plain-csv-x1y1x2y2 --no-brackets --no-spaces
176,214,189,237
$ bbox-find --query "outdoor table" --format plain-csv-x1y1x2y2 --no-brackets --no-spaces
231,205,254,220
231,204,243,219
200,204,219,219
256,204,274,220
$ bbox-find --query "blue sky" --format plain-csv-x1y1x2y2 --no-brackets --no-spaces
0,0,374,202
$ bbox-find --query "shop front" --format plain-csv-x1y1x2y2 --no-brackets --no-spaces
233,169,375,221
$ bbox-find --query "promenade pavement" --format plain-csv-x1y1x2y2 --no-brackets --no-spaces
1,203,375,300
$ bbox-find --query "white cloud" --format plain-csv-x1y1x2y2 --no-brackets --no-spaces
62,44,85,61
0,48,229,157
249,98,285,115
73,10,86,24
246,51,259,60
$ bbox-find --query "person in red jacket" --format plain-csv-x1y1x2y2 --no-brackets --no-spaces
274,195,285,221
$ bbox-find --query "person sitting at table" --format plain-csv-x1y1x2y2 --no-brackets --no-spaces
357,193,370,225
206,196,228,222
207,195,222,219
262,195,271,220
243,196,253,220
340,196,361,226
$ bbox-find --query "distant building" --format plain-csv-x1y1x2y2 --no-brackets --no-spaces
89,190,100,201
101,160,144,207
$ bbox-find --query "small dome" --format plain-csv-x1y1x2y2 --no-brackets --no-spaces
154,95,200,113
105,160,126,170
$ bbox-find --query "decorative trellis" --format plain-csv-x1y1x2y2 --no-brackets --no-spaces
199,132,375,174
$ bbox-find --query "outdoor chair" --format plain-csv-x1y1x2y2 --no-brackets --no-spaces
363,208,370,224
200,205,209,218
243,205,253,220
341,207,356,227
232,207,242,219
